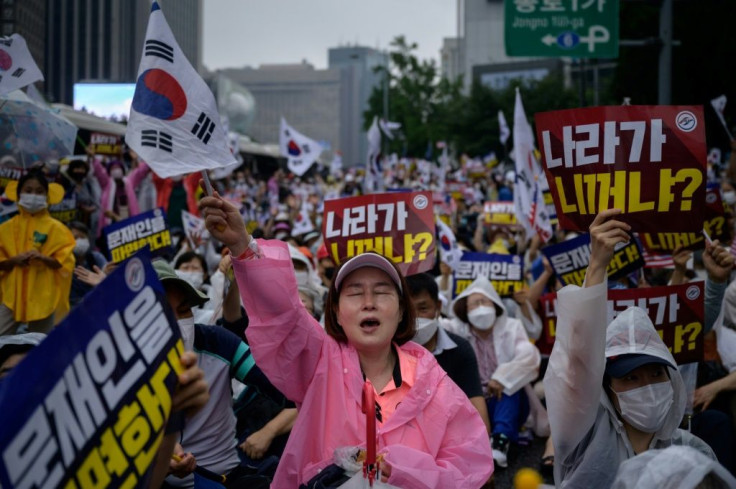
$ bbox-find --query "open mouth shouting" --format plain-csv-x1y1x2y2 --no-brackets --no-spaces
360,317,381,333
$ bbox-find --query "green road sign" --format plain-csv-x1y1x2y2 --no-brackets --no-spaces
505,0,619,58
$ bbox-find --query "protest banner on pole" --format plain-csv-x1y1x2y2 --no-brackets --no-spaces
452,252,524,298
542,233,644,286
539,282,704,364
90,133,123,156
0,255,183,489
322,191,435,276
639,184,730,253
536,106,707,232
483,201,518,228
104,208,172,263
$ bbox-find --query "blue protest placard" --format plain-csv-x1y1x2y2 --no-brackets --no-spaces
542,233,644,286
104,207,173,263
452,252,524,298
0,254,183,489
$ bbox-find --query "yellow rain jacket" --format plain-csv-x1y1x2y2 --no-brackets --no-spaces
0,208,75,323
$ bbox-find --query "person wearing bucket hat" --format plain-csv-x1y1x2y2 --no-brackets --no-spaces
543,210,717,489
199,192,493,488
0,170,76,335
152,258,286,489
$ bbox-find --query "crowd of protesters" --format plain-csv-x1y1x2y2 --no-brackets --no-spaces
1,142,736,489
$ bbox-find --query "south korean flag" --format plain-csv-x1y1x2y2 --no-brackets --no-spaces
0,34,44,96
126,1,235,178
279,118,323,177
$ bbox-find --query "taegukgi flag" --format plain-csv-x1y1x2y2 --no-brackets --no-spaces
513,88,552,242
126,2,236,178
0,34,43,96
279,118,323,176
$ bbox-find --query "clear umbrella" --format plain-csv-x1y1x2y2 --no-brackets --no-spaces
0,89,77,169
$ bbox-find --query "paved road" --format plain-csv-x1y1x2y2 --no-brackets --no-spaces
492,435,555,489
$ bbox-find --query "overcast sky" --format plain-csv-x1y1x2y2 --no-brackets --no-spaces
202,0,458,71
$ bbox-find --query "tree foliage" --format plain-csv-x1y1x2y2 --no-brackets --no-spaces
364,36,579,159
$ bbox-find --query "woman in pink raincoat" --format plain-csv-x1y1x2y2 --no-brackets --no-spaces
200,193,493,489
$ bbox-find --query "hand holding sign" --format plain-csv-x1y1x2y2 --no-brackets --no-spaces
587,209,631,287
199,191,249,256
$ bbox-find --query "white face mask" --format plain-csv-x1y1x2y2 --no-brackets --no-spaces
177,316,196,351
176,270,204,290
294,270,310,286
74,238,90,255
110,168,124,180
413,316,440,346
468,305,496,330
723,190,736,206
615,380,674,433
18,193,48,213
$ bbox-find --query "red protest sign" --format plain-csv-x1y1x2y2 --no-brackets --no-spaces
538,282,704,364
639,185,730,253
536,106,707,232
322,191,436,276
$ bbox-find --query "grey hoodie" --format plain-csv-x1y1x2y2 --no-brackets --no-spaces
544,281,714,489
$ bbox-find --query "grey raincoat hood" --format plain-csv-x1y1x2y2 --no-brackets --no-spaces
602,306,687,443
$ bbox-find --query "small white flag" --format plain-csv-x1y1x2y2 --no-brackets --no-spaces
0,34,43,96
379,119,401,140
366,116,384,192
498,110,510,146
436,219,463,271
279,118,323,176
329,151,343,176
181,210,209,247
291,197,315,237
711,95,733,141
126,2,236,178
513,88,552,243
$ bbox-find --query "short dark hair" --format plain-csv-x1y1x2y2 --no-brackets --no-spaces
324,258,416,346
17,169,48,194
406,273,439,301
174,252,208,279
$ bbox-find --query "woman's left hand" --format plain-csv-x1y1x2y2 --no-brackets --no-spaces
487,379,504,400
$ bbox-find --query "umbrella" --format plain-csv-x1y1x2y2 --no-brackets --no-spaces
0,89,78,169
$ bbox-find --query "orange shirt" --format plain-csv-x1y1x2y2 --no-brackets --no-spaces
373,345,418,425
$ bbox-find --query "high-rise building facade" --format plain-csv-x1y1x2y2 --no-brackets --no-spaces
219,62,343,159
328,46,387,167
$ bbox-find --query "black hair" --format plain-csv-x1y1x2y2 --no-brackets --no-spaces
17,169,48,194
174,252,208,280
406,273,440,302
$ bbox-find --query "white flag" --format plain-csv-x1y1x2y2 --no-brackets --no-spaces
181,210,209,247
436,219,463,271
329,152,343,176
126,2,235,178
512,88,552,243
0,35,43,96
291,197,315,237
711,95,733,140
279,118,323,176
365,116,383,193
498,110,510,146
379,119,401,140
